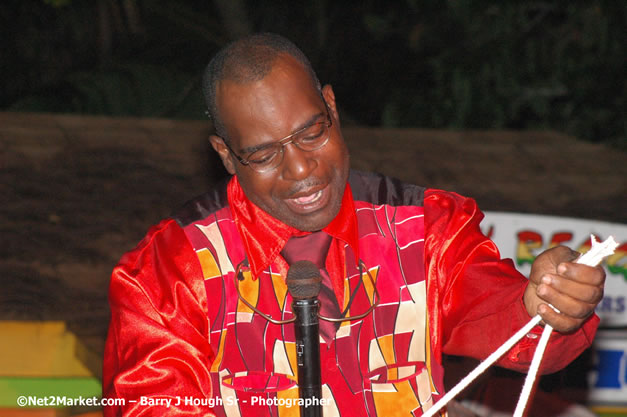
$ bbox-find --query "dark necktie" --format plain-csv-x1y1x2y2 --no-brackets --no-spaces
281,232,341,344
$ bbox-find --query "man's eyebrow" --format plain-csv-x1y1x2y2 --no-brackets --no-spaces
238,111,325,155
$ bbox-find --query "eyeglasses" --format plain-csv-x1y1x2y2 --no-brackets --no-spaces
223,105,333,173
233,258,380,325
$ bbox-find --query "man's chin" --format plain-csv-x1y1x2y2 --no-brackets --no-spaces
284,211,335,232
292,184,346,231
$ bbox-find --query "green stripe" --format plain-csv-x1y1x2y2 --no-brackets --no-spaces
0,377,101,408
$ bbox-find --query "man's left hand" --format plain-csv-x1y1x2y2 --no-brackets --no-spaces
523,246,605,333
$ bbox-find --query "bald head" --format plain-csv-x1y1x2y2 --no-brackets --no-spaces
202,33,321,140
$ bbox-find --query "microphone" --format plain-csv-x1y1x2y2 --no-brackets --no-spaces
286,260,323,417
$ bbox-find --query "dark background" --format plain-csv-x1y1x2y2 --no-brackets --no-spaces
1,3,625,414
3,0,626,149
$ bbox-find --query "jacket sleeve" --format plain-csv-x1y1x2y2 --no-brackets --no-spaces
423,189,599,374
103,218,217,416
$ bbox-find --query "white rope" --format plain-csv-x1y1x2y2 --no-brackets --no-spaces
423,235,618,417
512,235,618,417
421,316,542,417
512,318,553,417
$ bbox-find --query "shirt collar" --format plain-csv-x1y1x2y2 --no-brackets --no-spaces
227,175,359,278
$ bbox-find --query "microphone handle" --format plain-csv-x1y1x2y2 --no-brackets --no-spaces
292,298,323,417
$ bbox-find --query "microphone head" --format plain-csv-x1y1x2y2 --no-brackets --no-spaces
286,260,322,300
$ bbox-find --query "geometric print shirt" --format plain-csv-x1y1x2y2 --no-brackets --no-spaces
103,170,599,416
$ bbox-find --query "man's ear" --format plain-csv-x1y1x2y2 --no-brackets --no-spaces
209,135,237,175
322,84,340,127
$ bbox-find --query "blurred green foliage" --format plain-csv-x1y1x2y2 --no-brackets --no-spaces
10,64,206,119
2,0,625,148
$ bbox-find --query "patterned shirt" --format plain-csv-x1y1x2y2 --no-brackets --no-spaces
104,171,599,416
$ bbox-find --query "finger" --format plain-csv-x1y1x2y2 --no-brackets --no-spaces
556,262,606,286
536,281,596,320
541,273,604,304
537,303,583,333
547,246,580,266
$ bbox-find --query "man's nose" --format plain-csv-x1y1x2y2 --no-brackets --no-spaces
281,143,316,180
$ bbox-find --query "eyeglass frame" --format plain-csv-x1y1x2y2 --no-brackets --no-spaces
233,258,381,325
220,98,333,172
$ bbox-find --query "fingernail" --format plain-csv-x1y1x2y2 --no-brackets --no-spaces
538,285,548,296
542,276,551,285
558,264,567,274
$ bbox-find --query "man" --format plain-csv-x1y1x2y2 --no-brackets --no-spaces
103,33,604,416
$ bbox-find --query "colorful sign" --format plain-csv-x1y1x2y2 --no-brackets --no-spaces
482,212,627,328
588,330,627,404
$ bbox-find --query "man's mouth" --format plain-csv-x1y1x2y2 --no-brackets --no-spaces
292,189,323,205
285,185,330,214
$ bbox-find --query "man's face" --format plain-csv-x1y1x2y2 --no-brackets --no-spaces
210,55,350,232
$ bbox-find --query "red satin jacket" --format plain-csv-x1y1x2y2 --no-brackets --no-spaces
103,171,598,416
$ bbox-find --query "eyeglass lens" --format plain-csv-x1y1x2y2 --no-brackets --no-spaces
247,120,330,172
